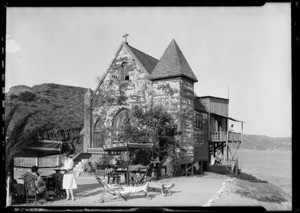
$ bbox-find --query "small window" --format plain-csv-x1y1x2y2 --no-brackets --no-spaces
195,114,203,128
120,62,130,81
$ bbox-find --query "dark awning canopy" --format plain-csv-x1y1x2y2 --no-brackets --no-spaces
210,113,245,123
103,142,153,151
15,140,69,158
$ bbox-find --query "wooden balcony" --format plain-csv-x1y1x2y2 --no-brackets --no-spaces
211,131,242,142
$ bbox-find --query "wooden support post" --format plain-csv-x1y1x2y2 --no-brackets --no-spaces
35,157,39,167
57,155,60,167
191,163,194,174
222,142,225,163
226,132,228,161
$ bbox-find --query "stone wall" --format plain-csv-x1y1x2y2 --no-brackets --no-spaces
90,46,153,147
179,78,195,163
83,89,92,150
152,78,180,118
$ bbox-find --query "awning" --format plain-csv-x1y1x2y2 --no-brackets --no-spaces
210,113,245,123
15,140,69,158
103,142,153,151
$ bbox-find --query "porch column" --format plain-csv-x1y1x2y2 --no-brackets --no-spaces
83,88,93,151
35,157,39,167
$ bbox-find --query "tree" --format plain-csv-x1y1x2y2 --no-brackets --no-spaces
5,105,48,180
119,105,182,175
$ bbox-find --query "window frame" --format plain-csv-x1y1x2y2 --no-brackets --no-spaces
92,119,106,148
195,113,203,128
120,62,130,82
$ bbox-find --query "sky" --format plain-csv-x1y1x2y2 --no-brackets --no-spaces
5,4,291,137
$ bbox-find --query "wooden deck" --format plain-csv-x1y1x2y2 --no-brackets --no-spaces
211,131,241,142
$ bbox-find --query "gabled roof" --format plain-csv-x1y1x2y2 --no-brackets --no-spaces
127,44,158,74
92,42,158,100
149,39,198,82
194,93,208,113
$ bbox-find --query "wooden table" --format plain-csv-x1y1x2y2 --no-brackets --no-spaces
111,169,129,185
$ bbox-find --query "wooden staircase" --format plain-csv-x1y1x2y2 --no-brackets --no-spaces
73,151,92,176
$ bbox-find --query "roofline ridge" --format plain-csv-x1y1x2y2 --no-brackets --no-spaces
127,44,159,61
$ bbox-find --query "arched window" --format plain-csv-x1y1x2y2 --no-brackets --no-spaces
92,119,105,148
113,109,130,142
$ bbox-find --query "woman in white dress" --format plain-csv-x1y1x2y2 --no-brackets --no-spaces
62,151,77,201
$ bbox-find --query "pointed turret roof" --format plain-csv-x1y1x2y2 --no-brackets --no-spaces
149,39,198,82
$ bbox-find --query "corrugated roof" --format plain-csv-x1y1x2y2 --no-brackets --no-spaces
194,93,208,113
149,39,198,82
127,44,159,74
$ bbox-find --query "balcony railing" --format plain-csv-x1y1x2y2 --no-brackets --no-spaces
211,131,242,142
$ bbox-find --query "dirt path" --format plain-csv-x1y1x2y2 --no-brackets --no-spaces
10,170,292,210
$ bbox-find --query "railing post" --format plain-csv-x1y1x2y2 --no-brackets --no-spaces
226,131,228,161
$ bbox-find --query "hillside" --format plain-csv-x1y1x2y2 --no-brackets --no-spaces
5,83,88,152
242,134,291,151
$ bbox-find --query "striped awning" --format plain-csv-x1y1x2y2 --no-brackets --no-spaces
15,140,69,157
103,142,153,151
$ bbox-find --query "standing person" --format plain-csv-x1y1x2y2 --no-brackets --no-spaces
62,151,77,201
229,124,234,132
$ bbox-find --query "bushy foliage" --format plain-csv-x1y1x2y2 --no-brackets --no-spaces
17,91,36,102
118,105,182,175
5,105,49,179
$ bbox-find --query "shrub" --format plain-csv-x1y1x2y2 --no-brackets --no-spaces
230,171,268,183
18,91,36,102
10,94,19,100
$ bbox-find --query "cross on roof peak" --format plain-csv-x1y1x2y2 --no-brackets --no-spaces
123,33,129,43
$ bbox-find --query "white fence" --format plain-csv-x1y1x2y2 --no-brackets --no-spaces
211,131,241,142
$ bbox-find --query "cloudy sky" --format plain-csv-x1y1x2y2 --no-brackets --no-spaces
6,4,291,137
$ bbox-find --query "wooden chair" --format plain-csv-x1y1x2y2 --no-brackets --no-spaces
108,169,121,184
95,175,150,202
52,172,66,198
95,175,127,202
22,172,38,205
129,170,154,186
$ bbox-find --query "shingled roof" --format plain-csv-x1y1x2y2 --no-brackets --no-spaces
127,44,159,74
149,39,198,82
194,93,208,113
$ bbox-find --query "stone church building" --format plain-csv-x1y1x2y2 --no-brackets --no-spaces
80,38,242,170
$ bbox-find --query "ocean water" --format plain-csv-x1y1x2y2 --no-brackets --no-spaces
240,149,292,196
